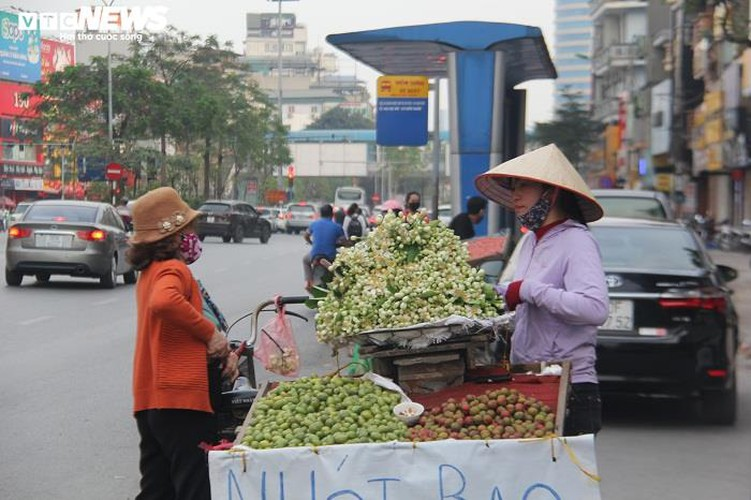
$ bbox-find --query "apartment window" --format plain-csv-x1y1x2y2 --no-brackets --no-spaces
559,20,591,30
652,111,664,128
311,106,318,113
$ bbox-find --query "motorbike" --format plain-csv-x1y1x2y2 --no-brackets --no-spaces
304,233,355,292
214,295,309,442
310,254,334,290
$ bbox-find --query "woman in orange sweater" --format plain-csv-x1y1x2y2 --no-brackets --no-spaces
127,187,237,500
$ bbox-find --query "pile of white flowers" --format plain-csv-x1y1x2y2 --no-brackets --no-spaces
314,211,504,344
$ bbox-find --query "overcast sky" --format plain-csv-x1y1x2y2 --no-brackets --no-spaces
18,0,556,124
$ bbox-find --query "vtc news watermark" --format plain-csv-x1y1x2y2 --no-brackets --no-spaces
18,5,168,43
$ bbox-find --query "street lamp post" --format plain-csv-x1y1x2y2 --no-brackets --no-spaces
268,0,298,189
103,0,115,144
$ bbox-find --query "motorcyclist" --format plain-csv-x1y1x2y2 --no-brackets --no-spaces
303,204,344,292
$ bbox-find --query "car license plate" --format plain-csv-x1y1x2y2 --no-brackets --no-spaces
207,216,215,223
599,299,634,331
36,234,72,249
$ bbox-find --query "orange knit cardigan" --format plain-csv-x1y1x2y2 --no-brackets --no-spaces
132,259,216,414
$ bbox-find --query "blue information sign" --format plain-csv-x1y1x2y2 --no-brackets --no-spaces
376,75,429,147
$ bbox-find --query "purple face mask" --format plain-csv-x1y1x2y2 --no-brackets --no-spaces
179,232,203,264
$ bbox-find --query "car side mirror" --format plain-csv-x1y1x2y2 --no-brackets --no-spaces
717,264,738,283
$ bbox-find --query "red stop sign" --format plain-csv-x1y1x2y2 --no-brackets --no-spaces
105,163,124,181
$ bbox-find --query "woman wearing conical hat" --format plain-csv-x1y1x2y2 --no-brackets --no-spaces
476,143,609,436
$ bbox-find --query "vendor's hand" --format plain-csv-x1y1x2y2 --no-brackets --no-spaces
207,330,230,359
494,281,511,297
221,352,240,382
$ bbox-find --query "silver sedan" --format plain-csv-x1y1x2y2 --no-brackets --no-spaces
5,200,136,288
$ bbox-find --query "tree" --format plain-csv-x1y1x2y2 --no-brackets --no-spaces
130,27,200,182
527,91,601,169
31,27,291,202
306,107,374,130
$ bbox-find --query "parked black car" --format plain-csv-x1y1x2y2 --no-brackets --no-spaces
196,200,272,244
592,189,675,220
591,217,738,424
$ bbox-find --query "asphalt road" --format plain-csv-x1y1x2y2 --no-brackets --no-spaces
0,231,749,499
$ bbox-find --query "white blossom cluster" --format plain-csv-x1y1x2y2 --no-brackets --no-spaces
315,211,504,344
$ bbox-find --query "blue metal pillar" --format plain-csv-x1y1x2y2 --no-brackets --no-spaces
449,51,505,237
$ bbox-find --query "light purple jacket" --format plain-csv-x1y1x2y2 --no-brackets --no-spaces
509,219,609,384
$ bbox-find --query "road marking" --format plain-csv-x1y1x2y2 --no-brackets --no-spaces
92,298,118,306
18,315,53,326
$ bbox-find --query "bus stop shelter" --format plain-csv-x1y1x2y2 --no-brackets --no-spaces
327,21,556,235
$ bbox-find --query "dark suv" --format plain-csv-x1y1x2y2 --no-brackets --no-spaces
196,200,272,244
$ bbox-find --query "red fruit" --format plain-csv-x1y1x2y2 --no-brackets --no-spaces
497,395,507,406
463,416,474,426
487,400,498,410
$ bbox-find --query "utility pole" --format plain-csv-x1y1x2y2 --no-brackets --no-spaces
431,79,441,221
104,0,115,144
268,0,299,189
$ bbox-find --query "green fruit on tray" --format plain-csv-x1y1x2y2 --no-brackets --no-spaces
241,376,406,449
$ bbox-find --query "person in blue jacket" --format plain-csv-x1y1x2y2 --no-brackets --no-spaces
303,204,344,291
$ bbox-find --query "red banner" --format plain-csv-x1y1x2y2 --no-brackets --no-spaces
41,39,75,81
0,82,41,119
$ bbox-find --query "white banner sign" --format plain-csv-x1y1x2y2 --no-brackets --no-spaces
209,435,600,499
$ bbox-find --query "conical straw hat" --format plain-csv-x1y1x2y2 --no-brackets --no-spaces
475,143,603,222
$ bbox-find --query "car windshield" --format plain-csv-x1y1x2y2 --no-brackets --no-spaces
24,205,98,223
257,208,270,216
597,198,668,220
199,203,231,213
592,226,705,271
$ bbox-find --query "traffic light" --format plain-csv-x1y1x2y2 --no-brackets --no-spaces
286,165,295,188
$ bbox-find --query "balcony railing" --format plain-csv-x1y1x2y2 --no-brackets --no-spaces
592,40,646,75
590,0,648,19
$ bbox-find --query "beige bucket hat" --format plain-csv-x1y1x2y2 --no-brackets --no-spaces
475,143,604,223
130,187,202,244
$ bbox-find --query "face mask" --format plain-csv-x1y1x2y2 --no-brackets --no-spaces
407,202,420,212
516,194,551,232
180,232,203,264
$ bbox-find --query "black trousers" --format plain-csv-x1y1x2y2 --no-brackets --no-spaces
563,382,602,436
135,409,217,500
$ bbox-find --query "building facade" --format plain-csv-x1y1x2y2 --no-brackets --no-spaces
554,0,594,107
0,10,76,204
242,12,372,132
589,0,648,188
